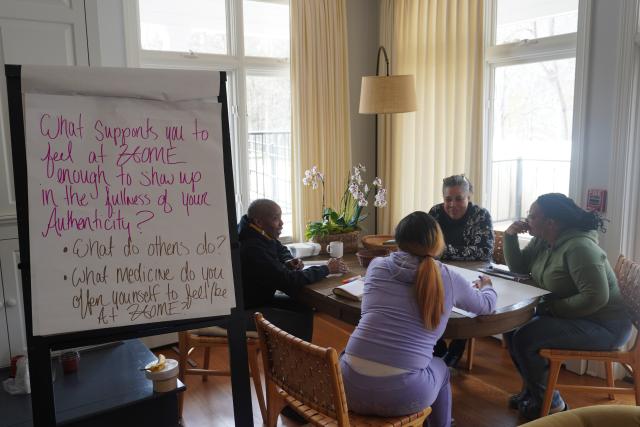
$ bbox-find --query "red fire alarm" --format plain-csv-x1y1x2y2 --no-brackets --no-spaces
586,189,607,212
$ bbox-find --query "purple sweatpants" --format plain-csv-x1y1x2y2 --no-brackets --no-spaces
339,355,451,427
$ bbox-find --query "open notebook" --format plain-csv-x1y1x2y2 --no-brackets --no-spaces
332,278,365,301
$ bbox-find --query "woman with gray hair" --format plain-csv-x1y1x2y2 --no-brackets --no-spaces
428,174,494,261
429,174,494,367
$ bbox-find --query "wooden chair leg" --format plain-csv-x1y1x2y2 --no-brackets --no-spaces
465,338,475,371
247,343,267,424
605,361,615,400
266,381,288,427
541,359,562,417
177,332,190,418
633,362,640,406
202,347,211,382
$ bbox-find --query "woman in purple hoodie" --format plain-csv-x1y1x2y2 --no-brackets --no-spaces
339,211,497,427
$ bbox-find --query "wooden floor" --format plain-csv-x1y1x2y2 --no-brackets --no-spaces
167,314,636,427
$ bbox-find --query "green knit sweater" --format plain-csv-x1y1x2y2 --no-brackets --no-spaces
503,229,626,321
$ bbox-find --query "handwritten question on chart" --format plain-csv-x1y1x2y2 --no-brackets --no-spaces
38,113,212,238
25,93,236,334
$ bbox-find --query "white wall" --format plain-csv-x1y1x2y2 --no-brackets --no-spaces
86,0,127,67
346,0,379,236
579,0,627,259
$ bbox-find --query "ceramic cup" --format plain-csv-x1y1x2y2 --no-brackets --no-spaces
61,350,80,374
327,241,344,258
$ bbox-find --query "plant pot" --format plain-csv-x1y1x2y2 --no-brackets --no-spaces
311,230,360,255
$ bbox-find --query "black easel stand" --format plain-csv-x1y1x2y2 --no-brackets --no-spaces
5,65,255,427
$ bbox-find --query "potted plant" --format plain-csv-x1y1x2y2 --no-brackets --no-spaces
303,164,387,254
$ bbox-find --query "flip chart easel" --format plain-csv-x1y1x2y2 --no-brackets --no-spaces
5,64,254,426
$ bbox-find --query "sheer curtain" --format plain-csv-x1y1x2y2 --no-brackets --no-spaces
290,0,352,241
378,0,484,233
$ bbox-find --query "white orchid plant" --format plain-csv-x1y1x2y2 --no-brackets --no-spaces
303,164,388,239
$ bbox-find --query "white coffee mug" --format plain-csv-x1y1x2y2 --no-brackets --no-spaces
327,241,344,258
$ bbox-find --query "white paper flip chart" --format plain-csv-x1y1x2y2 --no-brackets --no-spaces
21,66,236,335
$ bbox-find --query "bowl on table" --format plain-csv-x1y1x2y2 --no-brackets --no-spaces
361,235,398,251
356,248,390,268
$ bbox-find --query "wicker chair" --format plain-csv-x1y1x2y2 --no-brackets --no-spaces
254,312,432,426
539,255,640,417
177,327,266,422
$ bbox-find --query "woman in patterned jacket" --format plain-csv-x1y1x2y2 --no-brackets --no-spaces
429,174,494,367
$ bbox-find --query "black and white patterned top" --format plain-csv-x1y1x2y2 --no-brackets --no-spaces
428,203,494,261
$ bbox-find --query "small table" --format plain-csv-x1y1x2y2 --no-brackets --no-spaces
0,339,185,427
299,255,540,339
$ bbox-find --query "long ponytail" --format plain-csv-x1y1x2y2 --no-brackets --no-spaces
395,212,446,329
415,256,444,329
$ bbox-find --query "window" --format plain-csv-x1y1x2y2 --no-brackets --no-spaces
134,0,293,238
485,0,580,229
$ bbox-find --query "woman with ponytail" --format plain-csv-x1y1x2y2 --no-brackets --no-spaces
504,193,632,420
339,212,496,427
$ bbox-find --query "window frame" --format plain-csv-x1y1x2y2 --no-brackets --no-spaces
122,0,292,241
482,0,591,226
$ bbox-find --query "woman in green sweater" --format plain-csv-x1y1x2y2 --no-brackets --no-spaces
503,193,631,420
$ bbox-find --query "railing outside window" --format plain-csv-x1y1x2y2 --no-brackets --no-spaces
247,131,292,236
490,158,570,226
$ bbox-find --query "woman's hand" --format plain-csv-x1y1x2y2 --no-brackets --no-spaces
473,275,493,289
505,220,529,236
327,258,348,274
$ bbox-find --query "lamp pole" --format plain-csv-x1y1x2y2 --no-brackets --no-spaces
359,46,416,235
373,46,390,234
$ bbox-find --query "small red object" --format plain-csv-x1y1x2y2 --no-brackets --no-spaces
9,355,24,378
586,189,607,212
61,351,80,374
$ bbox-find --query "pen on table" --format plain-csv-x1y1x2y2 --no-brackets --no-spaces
341,275,362,284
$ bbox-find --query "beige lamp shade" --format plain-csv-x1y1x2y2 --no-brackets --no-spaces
359,74,417,114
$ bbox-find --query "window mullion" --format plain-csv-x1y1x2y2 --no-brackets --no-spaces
228,0,250,216
139,51,240,70
486,33,577,64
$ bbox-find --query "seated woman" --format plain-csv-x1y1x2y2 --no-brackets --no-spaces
503,193,632,420
429,174,494,367
339,211,497,427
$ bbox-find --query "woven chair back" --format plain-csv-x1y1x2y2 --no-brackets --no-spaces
254,313,348,421
614,255,640,329
493,231,505,265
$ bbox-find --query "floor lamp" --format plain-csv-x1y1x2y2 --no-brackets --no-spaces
359,46,417,234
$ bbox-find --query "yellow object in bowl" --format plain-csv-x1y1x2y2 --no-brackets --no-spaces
144,358,179,392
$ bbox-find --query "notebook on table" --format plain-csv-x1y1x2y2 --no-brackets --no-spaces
332,278,365,301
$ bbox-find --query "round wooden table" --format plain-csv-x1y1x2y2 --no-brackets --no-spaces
299,255,539,339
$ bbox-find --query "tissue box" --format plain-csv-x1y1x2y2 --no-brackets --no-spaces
286,242,321,258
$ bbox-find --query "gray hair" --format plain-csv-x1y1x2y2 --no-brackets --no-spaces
247,199,280,221
442,174,473,194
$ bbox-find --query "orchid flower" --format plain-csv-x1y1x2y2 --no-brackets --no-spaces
303,164,388,239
